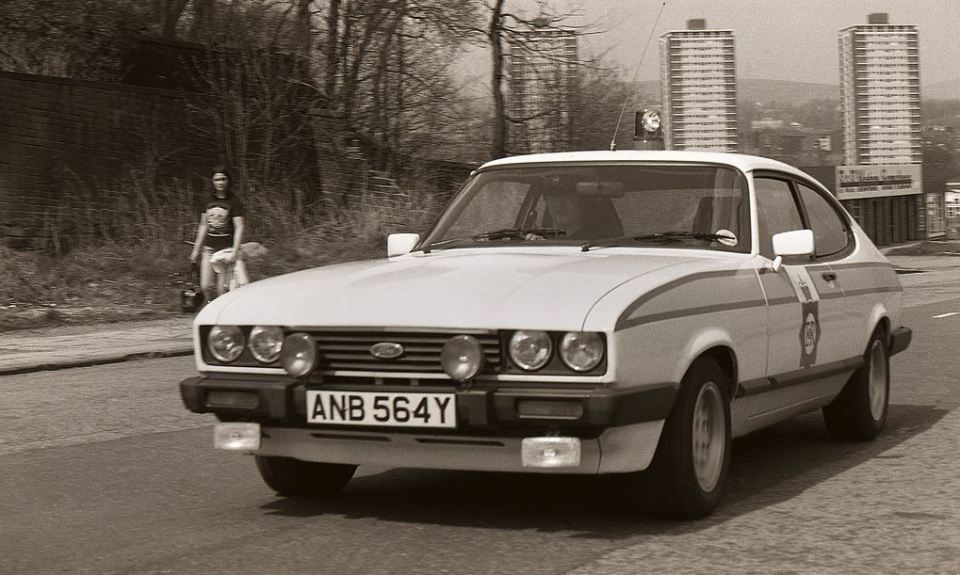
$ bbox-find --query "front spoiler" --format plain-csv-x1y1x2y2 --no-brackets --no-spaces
253,421,665,474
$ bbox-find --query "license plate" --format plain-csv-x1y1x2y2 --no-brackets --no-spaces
306,390,457,429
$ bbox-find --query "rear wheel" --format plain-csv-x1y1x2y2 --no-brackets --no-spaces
254,456,356,497
637,357,732,519
823,328,889,441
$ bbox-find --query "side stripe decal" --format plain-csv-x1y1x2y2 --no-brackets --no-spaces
615,270,759,331
624,299,768,328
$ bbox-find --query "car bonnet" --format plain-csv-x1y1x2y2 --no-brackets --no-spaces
201,248,708,331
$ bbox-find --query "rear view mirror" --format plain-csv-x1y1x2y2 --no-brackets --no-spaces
772,229,814,257
575,181,624,197
770,229,814,272
387,233,420,257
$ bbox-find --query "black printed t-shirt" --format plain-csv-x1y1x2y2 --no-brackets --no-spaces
202,195,245,250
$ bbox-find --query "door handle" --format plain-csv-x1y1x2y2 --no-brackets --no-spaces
822,271,837,282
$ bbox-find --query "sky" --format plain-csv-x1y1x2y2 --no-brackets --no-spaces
512,0,960,86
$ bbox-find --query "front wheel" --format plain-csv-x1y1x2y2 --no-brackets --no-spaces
633,357,732,519
254,456,356,497
822,328,889,441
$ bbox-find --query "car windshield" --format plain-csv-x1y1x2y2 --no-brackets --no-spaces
420,163,751,253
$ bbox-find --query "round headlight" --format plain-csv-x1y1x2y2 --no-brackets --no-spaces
559,332,604,372
509,330,553,371
280,332,317,377
441,335,485,381
249,326,284,364
208,325,245,363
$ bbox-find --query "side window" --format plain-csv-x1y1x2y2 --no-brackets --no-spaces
795,182,850,258
755,177,804,259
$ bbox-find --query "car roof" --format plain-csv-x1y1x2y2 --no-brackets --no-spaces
479,150,816,181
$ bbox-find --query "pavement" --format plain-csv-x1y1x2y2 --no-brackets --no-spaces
0,317,194,376
0,250,957,376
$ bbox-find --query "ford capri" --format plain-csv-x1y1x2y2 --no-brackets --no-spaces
180,151,911,518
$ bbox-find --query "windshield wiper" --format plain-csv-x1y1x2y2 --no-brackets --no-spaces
421,227,567,253
581,231,736,252
474,227,566,241
632,231,733,242
420,236,469,253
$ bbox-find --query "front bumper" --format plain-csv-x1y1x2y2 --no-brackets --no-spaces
890,326,912,356
181,374,676,474
180,374,678,432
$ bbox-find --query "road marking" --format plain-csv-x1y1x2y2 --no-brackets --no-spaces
932,312,960,319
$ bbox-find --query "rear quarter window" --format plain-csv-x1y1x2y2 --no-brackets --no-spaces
795,181,850,258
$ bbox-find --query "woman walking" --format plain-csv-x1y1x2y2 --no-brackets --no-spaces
189,165,246,303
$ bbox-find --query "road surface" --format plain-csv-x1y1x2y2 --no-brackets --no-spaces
1,297,958,574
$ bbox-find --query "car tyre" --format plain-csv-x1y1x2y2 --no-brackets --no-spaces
822,327,889,441
254,456,356,497
642,357,731,519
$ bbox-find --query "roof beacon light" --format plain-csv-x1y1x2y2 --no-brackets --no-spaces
641,109,661,133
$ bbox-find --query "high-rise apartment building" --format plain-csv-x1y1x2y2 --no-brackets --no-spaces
507,21,579,154
836,13,923,244
658,19,737,152
839,13,921,165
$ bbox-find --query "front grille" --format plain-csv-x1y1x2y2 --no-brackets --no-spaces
310,330,501,374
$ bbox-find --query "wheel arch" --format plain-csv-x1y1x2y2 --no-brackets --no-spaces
679,331,738,403
699,346,738,402
866,304,891,349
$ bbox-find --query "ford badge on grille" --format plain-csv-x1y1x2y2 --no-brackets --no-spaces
370,342,404,359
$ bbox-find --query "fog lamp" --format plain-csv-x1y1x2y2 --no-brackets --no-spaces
213,422,261,451
441,335,484,381
280,332,317,377
521,437,581,468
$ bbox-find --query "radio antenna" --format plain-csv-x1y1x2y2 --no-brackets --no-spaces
609,0,668,151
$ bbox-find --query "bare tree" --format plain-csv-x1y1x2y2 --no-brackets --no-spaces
478,1,592,158
154,0,191,38
0,0,147,80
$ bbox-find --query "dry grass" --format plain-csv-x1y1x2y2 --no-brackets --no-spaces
0,177,442,331
0,234,390,332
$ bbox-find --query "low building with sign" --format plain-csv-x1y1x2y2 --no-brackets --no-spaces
946,183,960,240
834,164,923,244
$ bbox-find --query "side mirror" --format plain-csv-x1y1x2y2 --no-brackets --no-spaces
387,233,420,257
770,229,814,272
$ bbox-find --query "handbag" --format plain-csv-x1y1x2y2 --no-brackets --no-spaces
180,262,204,313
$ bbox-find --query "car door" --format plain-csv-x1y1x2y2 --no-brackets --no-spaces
791,179,859,362
754,176,821,377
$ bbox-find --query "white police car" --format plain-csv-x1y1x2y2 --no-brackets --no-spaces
180,151,911,518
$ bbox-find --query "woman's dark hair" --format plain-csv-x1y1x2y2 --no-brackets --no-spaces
210,165,233,195
211,165,233,180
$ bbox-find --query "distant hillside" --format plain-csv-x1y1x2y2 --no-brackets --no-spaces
635,79,838,106
925,78,960,101
738,79,839,105
637,78,960,105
